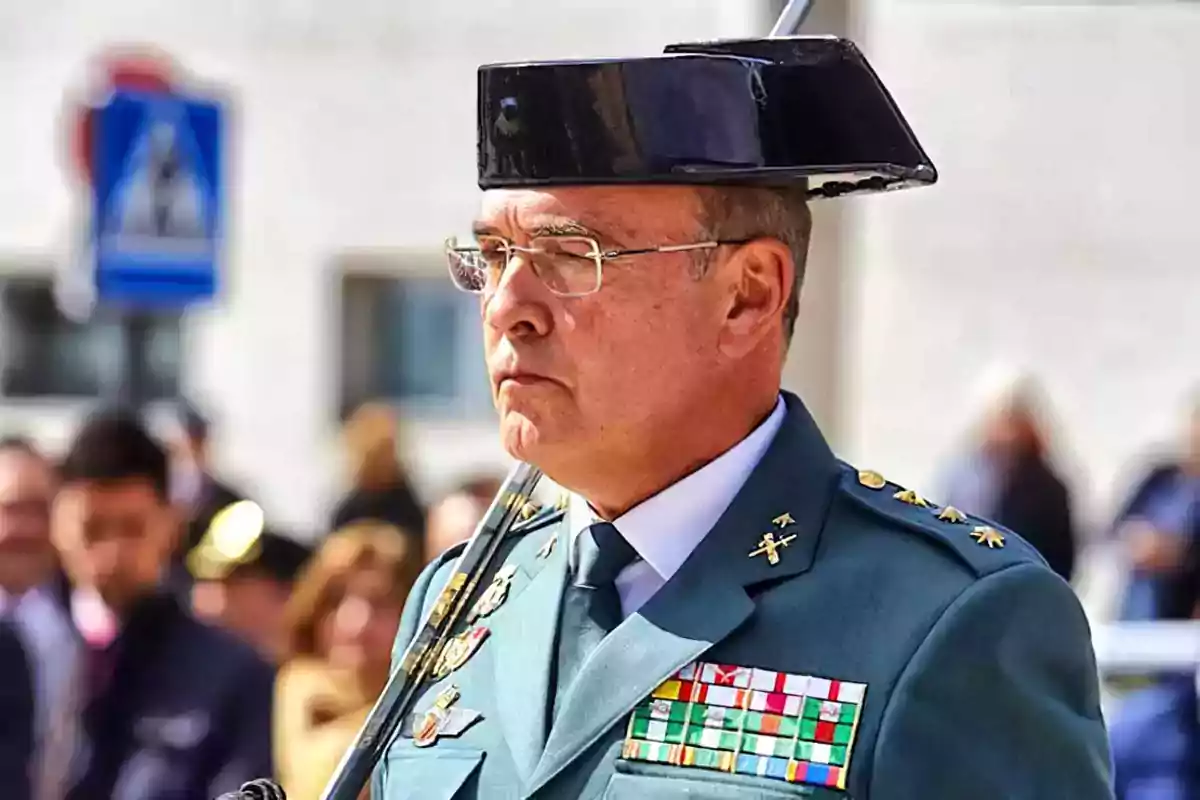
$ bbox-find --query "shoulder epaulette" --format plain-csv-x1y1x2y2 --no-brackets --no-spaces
836,463,1046,577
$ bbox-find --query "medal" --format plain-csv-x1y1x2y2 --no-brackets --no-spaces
432,626,490,680
468,565,517,623
407,685,482,747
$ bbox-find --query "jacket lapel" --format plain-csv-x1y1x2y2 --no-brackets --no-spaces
491,517,570,785
527,393,841,793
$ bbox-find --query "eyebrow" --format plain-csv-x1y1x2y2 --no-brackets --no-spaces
470,218,609,241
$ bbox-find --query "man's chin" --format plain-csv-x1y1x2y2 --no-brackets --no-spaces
498,409,564,465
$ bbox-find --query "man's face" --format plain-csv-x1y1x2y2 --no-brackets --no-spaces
53,479,175,612
477,186,731,474
0,450,56,595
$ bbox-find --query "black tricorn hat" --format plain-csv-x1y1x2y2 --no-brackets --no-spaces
478,36,936,199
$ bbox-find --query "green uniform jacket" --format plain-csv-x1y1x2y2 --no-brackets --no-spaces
375,393,1112,799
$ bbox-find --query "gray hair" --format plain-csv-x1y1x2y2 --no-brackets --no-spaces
694,186,813,346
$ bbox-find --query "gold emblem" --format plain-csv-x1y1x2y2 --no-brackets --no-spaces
936,506,967,524
432,626,490,679
857,470,886,490
519,501,541,520
413,685,461,747
893,489,930,508
749,532,797,566
468,565,517,623
554,492,570,511
772,512,796,528
970,526,1006,549
427,573,467,627
537,533,557,560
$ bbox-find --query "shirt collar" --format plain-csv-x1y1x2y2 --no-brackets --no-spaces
569,395,786,580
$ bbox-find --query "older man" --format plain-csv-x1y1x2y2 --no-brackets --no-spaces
0,437,78,800
365,36,1113,800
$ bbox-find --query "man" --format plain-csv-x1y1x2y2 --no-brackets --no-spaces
227,36,1111,800
363,37,1114,800
54,411,274,799
0,437,79,800
1114,393,1200,620
188,500,312,662
1110,507,1200,798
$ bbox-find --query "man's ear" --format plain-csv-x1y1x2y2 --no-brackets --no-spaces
716,237,793,358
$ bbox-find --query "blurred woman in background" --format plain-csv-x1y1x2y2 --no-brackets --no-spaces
273,522,421,800
940,368,1079,582
330,402,426,559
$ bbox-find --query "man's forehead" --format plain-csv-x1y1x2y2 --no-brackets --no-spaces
475,186,702,238
58,479,160,509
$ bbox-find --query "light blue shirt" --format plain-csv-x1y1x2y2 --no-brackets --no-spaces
568,396,787,618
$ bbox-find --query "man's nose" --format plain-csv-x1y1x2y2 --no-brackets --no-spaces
483,255,553,339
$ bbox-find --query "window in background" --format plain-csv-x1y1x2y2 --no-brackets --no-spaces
339,272,493,420
0,275,183,401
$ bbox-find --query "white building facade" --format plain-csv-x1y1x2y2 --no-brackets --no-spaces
0,0,1194,541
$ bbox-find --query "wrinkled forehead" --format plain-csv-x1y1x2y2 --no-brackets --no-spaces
476,186,705,242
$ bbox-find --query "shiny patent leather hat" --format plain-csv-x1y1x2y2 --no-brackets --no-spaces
478,36,936,199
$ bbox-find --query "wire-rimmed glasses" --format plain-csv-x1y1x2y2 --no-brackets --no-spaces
445,234,747,297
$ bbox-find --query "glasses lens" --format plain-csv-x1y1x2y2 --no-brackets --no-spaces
445,236,506,293
529,237,601,296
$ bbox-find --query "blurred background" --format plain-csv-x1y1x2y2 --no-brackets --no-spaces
0,1,1196,798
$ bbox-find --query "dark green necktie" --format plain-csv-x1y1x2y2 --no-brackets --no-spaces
550,522,639,721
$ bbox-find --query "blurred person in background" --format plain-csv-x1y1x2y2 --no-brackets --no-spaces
424,473,503,560
54,411,274,800
0,436,77,800
1110,520,1200,799
187,500,311,663
330,402,425,558
169,404,250,556
940,369,1078,582
273,522,420,800
1113,393,1200,621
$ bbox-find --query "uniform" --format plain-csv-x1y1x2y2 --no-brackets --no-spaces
374,394,1110,798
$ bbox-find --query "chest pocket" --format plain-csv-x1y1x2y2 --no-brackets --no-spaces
379,748,484,800
606,763,848,800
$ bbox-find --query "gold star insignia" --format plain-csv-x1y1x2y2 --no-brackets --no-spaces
893,489,930,508
858,470,886,490
772,512,796,528
936,506,967,524
970,526,1005,549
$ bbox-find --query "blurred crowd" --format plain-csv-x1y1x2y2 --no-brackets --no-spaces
0,400,500,800
0,377,1196,799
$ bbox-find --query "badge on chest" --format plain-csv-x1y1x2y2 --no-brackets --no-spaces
621,661,867,791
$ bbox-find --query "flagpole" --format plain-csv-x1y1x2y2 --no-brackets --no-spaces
769,0,816,37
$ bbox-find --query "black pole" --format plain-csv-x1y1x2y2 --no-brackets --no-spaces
116,310,153,413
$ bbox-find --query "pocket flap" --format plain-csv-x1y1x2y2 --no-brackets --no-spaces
378,749,484,800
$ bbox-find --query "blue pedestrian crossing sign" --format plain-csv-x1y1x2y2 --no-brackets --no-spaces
93,89,223,308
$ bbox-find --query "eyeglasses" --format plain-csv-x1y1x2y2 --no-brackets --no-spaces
445,234,747,298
